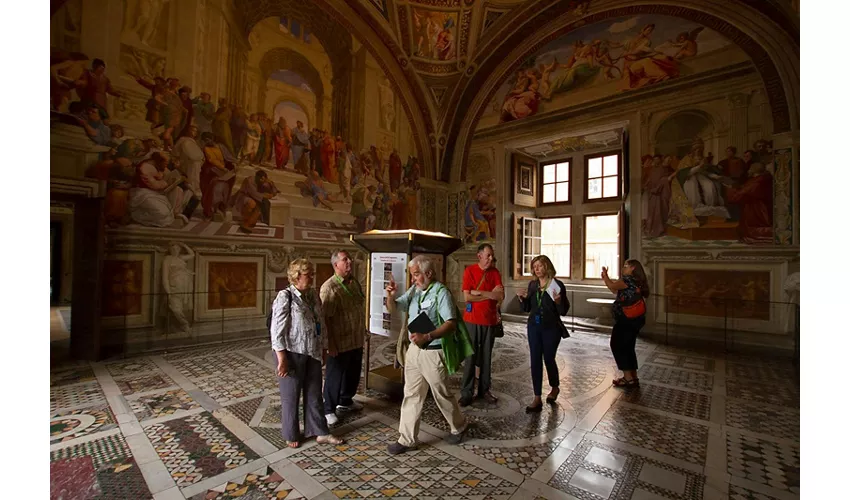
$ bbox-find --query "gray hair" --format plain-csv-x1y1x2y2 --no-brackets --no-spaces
408,255,437,279
331,250,350,266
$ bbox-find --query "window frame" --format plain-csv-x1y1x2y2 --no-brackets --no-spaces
581,211,623,281
539,215,572,279
583,150,623,203
538,158,573,207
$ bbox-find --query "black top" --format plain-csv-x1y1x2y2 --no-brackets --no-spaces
613,275,645,320
519,278,570,330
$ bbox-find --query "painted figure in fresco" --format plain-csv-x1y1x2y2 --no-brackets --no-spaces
617,24,680,90
231,169,281,234
722,161,774,244
464,185,491,242
230,106,248,159
263,114,276,165
211,99,233,154
162,241,194,334
124,0,173,47
50,50,90,113
389,149,403,191
200,133,236,221
337,144,353,203
242,114,262,164
435,18,455,61
192,92,215,136
642,155,674,238
159,79,186,150
549,40,601,95
75,105,114,146
273,118,292,169
128,152,185,228
76,59,123,121
657,27,704,60
177,86,195,139
172,125,205,202
680,153,731,218
129,73,167,131
321,131,338,183
291,121,310,173
500,70,541,122
351,184,378,232
667,138,702,230
297,170,337,210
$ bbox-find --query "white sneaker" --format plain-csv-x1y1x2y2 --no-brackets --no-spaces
337,400,363,412
325,413,339,426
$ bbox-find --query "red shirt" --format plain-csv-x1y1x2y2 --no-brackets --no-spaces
462,264,503,326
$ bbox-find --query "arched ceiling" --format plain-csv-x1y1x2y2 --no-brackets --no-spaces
258,48,325,100
49,0,800,183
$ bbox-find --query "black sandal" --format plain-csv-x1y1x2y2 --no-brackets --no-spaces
612,377,639,388
526,404,543,413
546,388,560,404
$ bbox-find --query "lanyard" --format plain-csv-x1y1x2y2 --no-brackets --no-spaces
418,282,435,308
334,274,362,298
536,280,551,308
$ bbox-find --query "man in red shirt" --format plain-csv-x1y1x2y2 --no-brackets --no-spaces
459,244,505,406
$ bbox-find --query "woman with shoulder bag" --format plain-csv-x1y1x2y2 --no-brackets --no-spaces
602,259,650,388
516,255,570,412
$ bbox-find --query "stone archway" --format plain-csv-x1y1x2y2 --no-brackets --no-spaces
258,48,325,129
441,1,800,183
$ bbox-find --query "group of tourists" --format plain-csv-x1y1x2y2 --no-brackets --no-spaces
268,245,649,453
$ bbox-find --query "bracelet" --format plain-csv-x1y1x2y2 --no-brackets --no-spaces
426,333,432,342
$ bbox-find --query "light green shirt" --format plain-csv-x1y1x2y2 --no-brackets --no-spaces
395,282,455,347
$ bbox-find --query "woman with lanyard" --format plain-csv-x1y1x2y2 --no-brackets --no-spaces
270,258,345,448
516,255,569,412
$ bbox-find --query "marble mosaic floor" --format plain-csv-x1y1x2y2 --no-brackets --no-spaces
49,321,799,499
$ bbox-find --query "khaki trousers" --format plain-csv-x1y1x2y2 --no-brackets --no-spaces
397,343,466,447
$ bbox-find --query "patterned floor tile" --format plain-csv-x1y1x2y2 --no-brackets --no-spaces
195,368,279,405
50,365,97,387
645,353,715,372
549,438,704,499
288,421,519,498
225,396,264,426
51,404,118,443
621,384,711,420
145,411,260,486
114,372,177,396
50,433,151,499
462,436,565,476
104,358,160,377
725,399,799,441
171,352,269,380
726,379,799,408
726,431,799,494
728,483,784,499
726,362,799,385
637,365,714,392
557,363,610,399
381,377,566,441
128,389,202,421
187,464,304,499
163,339,271,361
50,381,107,412
570,391,610,423
594,404,709,465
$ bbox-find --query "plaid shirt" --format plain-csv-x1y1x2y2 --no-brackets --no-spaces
320,275,366,353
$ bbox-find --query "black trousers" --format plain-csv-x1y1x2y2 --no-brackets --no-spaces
460,323,497,399
610,316,645,371
528,324,561,396
323,347,363,414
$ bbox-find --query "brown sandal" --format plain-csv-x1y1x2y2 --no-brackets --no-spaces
286,441,300,448
612,377,639,388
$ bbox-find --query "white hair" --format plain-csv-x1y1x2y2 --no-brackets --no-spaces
408,255,436,279
331,250,350,266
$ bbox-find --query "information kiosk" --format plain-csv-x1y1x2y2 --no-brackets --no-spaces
350,229,464,400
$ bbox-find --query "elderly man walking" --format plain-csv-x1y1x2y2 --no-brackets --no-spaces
320,250,367,426
384,255,473,455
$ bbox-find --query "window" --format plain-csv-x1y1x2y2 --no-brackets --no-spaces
541,217,571,278
586,151,621,201
520,217,542,277
541,160,570,204
584,214,620,279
